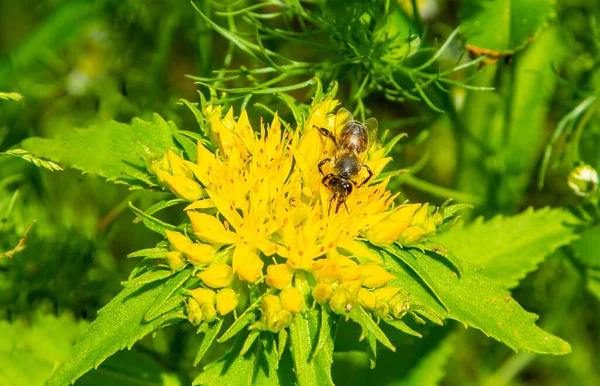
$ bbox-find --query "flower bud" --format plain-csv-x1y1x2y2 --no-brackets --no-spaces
197,263,233,288
568,164,599,197
267,309,293,333
336,256,361,282
266,264,293,290
312,283,333,304
165,230,193,253
373,287,401,301
216,288,239,315
398,226,428,246
262,295,282,313
280,287,303,314
374,301,390,319
390,204,420,223
411,203,429,225
365,220,409,246
188,212,236,245
162,173,204,201
166,251,186,271
186,298,203,326
201,303,218,323
188,287,216,306
311,258,338,284
167,149,193,178
236,251,264,283
357,288,375,310
389,293,409,319
183,243,216,266
329,288,352,315
359,264,396,288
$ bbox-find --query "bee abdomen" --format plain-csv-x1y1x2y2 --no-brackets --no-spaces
339,122,368,154
336,153,361,177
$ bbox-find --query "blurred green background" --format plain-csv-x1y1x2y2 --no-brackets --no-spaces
1,0,599,385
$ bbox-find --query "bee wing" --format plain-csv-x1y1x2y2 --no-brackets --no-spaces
334,107,354,138
362,117,379,162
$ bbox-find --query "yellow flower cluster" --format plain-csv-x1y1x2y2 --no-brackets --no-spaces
151,93,444,331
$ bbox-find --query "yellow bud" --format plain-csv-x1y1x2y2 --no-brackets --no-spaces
166,251,186,271
433,212,443,226
197,263,233,288
359,264,396,288
183,243,215,266
262,295,282,313
236,251,264,283
266,264,293,290
155,169,171,186
201,303,217,323
398,226,428,246
357,288,376,310
188,287,216,305
280,287,303,314
329,287,352,315
165,230,193,253
311,258,338,284
188,212,236,245
167,149,193,178
365,220,410,246
390,204,421,223
373,287,401,301
267,309,293,333
312,283,333,304
186,298,203,326
411,203,429,225
374,301,390,319
162,174,204,201
216,288,239,315
336,256,361,283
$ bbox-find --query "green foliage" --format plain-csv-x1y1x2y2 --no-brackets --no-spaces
21,114,181,188
461,0,555,55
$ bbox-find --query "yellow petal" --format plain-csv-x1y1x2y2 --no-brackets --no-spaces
364,220,409,246
310,258,338,284
261,294,282,313
165,230,193,252
312,283,333,305
266,264,293,290
162,174,203,201
280,287,303,314
185,199,215,211
398,226,428,246
338,239,382,263
357,288,376,310
389,203,421,224
234,245,264,283
183,243,216,266
216,288,239,315
167,149,193,178
188,211,236,245
197,263,233,288
188,287,216,305
411,203,429,225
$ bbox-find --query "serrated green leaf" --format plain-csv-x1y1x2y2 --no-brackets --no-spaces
460,0,555,55
174,132,199,163
289,310,334,386
385,246,571,355
241,330,262,356
217,306,258,343
129,201,181,236
141,198,188,217
194,319,224,366
20,114,179,188
47,280,186,386
435,207,580,288
121,268,174,288
144,267,192,322
192,335,279,386
348,305,396,353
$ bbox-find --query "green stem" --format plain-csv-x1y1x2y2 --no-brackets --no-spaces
399,174,483,205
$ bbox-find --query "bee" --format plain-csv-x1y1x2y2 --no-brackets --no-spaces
316,108,378,214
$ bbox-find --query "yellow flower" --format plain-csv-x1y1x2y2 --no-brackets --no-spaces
183,243,216,266
197,263,233,288
312,283,333,304
357,288,376,310
165,230,193,253
234,245,264,283
157,171,203,201
166,251,186,271
186,298,203,326
216,288,239,315
188,287,216,305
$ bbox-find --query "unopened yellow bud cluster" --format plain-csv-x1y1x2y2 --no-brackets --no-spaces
366,203,442,247
151,149,204,201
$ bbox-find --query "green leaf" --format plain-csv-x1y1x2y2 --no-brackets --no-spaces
47,280,186,386
385,246,571,355
587,268,600,303
0,92,23,101
217,306,258,344
144,267,192,322
382,319,422,339
121,268,174,287
348,305,396,353
129,201,181,236
192,335,279,386
288,309,334,386
194,319,224,366
390,333,456,386
21,114,179,188
435,207,580,288
460,0,555,55
127,247,169,259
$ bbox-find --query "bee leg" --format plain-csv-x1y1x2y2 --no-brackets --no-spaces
357,164,374,188
328,193,337,215
318,158,331,177
335,197,348,214
314,126,337,146
322,173,334,186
